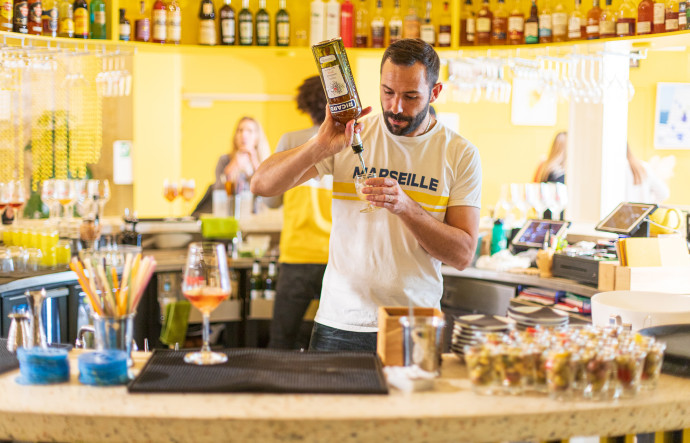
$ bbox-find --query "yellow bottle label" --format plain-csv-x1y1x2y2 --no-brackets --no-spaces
1,0,12,21
59,17,74,34
93,10,105,24
166,9,181,42
199,19,216,44
74,7,87,34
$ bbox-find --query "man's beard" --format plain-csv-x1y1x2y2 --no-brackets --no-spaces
382,102,430,136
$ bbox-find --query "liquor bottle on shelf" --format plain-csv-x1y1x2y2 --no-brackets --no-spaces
312,38,366,171
652,0,665,32
256,0,269,45
370,0,384,48
438,1,451,47
403,0,420,39
460,0,476,45
249,260,263,300
685,0,689,28
552,0,568,41
637,0,654,33
568,0,584,39
586,0,601,39
27,0,43,35
263,260,277,300
389,0,403,44
276,0,289,46
420,0,435,46
135,0,150,41
238,0,252,45
73,0,88,38
599,0,616,37
508,0,524,44
524,0,539,43
0,0,12,32
354,0,369,47
219,0,235,45
41,0,57,37
616,0,636,35
13,0,29,33
538,0,552,43
166,0,181,44
491,0,508,45
89,0,105,38
198,0,215,45
310,0,325,45
151,0,167,43
475,0,492,45
57,0,73,37
340,0,353,46
680,0,687,28
665,0,679,31
119,7,130,40
325,0,339,40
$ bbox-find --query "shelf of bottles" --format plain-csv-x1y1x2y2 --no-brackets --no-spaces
0,0,687,49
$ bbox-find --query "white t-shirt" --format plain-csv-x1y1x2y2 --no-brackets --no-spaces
314,113,482,332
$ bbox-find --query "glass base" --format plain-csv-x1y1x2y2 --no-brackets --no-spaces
361,205,382,213
184,350,228,365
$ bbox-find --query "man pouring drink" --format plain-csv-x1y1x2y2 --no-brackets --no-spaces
251,39,482,352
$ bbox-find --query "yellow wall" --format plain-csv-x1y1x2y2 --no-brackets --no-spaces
628,48,690,207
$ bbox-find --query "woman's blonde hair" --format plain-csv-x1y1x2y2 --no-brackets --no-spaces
536,131,567,183
232,116,271,162
627,144,647,186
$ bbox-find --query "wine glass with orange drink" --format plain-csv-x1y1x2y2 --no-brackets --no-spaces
162,179,178,219
181,242,232,365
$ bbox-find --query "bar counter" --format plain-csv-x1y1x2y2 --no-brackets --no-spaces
1,351,689,442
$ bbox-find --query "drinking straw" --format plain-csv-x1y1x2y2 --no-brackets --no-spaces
130,257,157,313
97,264,117,317
69,259,105,316
119,254,133,315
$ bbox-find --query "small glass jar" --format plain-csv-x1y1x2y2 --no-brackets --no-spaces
614,346,647,398
8,246,27,272
464,344,498,395
56,240,72,266
495,343,525,395
583,348,615,401
0,248,13,272
641,341,666,390
546,348,574,400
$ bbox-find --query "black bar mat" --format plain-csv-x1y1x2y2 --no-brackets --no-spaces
0,339,19,375
128,348,389,394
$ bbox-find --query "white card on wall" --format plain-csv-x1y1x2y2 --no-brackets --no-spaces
511,77,557,127
113,140,133,185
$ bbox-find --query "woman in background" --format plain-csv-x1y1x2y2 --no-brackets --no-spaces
193,116,270,216
625,145,669,204
214,116,271,193
534,132,567,184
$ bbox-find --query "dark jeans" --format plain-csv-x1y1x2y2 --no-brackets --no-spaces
268,263,326,350
309,322,378,352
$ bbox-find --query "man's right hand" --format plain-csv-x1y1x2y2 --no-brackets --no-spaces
313,105,372,159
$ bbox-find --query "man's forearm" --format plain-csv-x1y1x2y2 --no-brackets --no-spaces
250,140,323,197
398,205,477,270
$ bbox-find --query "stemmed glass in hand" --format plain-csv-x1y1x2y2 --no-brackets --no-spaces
182,242,231,365
354,172,382,213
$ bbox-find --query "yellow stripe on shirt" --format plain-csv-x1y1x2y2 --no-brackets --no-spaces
333,182,449,211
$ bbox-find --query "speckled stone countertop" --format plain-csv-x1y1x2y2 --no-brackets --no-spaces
1,351,689,443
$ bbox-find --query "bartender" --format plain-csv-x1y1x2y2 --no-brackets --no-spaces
251,39,482,352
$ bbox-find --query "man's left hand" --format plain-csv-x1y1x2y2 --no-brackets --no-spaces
361,177,412,215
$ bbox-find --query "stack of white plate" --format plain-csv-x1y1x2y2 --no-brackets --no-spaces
450,314,515,358
507,306,569,331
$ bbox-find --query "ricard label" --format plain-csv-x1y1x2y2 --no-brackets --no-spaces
329,99,356,113
319,54,336,64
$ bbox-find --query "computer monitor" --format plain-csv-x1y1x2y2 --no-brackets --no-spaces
511,219,570,250
595,202,657,236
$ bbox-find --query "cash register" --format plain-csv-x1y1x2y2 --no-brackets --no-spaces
551,202,657,285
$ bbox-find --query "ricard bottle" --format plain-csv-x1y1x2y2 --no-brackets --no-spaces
312,37,366,171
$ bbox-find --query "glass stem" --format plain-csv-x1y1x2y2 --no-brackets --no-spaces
202,312,211,353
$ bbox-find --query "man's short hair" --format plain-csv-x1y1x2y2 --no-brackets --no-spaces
380,39,440,89
296,76,327,125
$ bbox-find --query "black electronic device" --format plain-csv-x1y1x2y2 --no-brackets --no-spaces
595,202,657,237
510,219,570,252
